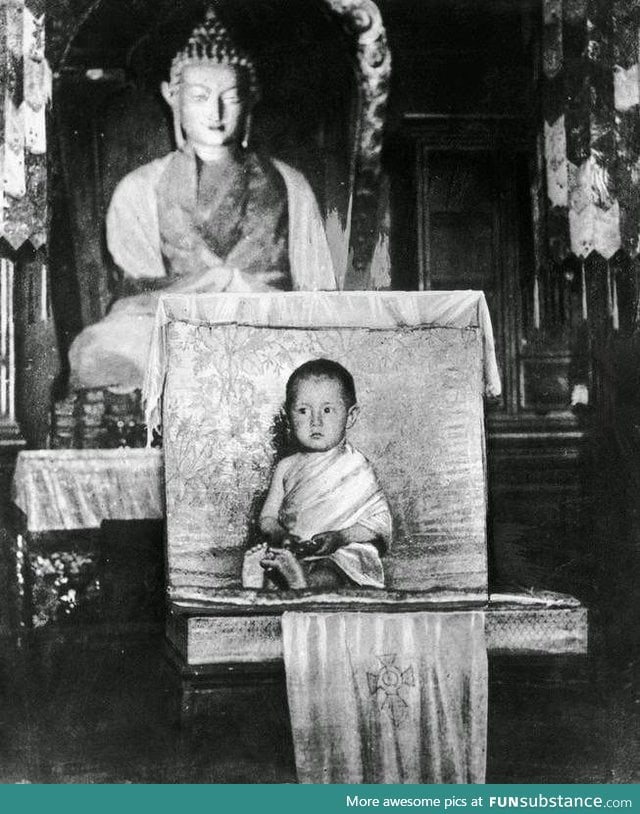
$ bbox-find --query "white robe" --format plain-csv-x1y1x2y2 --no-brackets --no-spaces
263,442,392,588
68,152,336,390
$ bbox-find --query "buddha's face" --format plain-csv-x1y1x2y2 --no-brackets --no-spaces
166,63,247,156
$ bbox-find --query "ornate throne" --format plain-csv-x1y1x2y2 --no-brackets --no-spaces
153,291,587,728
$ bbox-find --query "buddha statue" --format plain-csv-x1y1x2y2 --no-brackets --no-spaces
67,7,336,392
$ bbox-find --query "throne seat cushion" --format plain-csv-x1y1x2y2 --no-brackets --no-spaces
165,590,588,665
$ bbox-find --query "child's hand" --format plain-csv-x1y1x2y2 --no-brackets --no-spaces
285,536,321,558
281,534,301,554
310,530,344,555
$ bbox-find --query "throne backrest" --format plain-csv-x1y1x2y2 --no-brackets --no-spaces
160,291,500,601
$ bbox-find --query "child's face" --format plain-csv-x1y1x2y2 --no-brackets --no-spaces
288,375,358,452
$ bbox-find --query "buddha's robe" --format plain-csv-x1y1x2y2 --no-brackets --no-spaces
68,148,336,390
156,150,291,291
267,442,392,588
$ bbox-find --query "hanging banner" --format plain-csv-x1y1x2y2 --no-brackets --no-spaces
541,0,640,260
0,0,50,251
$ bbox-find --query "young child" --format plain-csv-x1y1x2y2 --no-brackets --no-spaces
242,358,392,590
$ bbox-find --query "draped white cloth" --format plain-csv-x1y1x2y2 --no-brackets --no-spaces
282,610,488,784
12,449,163,532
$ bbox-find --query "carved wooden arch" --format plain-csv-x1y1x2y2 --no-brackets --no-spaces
48,0,100,69
320,0,391,288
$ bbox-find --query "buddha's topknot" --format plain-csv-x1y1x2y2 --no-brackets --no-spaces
169,6,259,99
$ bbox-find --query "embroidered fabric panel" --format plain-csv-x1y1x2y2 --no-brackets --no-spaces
163,319,489,597
282,611,487,783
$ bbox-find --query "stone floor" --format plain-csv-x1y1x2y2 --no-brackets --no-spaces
1,464,637,785
0,622,638,784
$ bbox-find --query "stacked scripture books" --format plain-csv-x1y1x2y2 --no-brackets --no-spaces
75,389,106,448
50,394,76,449
51,388,147,449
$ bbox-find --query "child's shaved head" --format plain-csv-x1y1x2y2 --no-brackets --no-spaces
286,359,357,411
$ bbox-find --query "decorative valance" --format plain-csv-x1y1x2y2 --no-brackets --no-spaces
0,0,50,251
543,0,640,260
